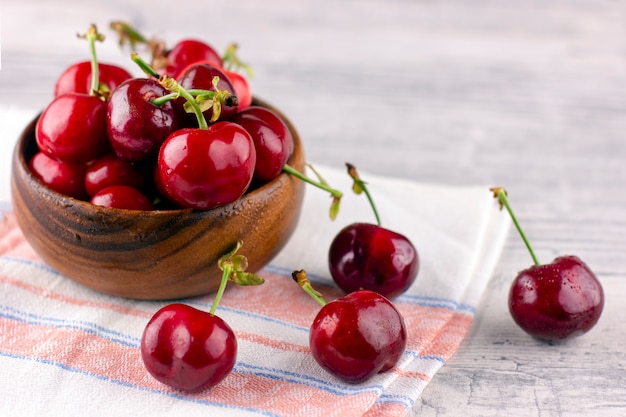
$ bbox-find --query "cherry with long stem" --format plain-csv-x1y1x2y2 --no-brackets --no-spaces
491,186,604,341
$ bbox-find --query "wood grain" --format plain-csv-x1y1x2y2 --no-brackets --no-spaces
1,0,624,415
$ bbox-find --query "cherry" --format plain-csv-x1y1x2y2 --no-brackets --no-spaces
157,39,223,79
28,151,88,200
148,74,255,210
106,77,179,161
54,60,133,97
491,187,604,341
223,69,252,111
328,164,419,299
231,106,294,182
293,270,407,383
36,25,110,164
84,153,150,198
141,241,264,391
36,93,109,164
156,123,256,210
90,185,154,211
177,63,239,124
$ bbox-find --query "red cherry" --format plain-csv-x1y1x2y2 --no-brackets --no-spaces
223,69,252,111
28,151,88,200
329,223,419,299
492,187,604,341
90,185,154,211
159,39,223,78
84,153,150,198
156,122,256,210
231,106,294,182
54,61,133,97
328,164,418,299
106,77,179,161
36,93,109,164
141,303,237,392
509,255,604,341
177,63,239,124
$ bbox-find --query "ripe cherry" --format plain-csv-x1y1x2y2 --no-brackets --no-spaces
36,25,110,164
157,39,223,79
328,164,419,299
491,187,604,341
231,106,294,182
28,151,88,200
156,123,256,210
177,63,239,124
36,93,109,164
293,270,407,383
84,153,150,198
141,241,264,392
54,60,133,97
90,185,154,211
141,303,236,392
106,77,179,161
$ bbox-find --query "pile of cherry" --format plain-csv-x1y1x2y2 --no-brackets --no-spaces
31,24,292,212
28,23,604,393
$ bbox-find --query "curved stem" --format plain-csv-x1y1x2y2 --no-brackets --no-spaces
346,163,381,226
491,187,540,266
131,52,161,78
209,264,231,316
282,164,343,220
80,25,105,96
292,270,327,307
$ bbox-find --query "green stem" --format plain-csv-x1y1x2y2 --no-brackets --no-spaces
150,90,217,108
131,52,161,78
282,165,341,198
109,21,148,49
491,187,540,266
80,25,105,96
292,270,327,307
209,264,231,315
282,164,343,220
346,163,381,226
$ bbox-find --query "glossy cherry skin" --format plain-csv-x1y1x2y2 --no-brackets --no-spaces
84,153,150,198
177,63,239,124
156,122,256,210
36,93,109,164
223,69,252,111
329,223,419,299
90,185,154,211
231,106,294,182
54,61,133,97
508,255,604,341
107,77,179,161
141,303,237,392
310,290,407,383
28,151,88,200
158,39,223,79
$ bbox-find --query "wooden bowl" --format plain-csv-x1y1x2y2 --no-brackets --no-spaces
10,98,306,300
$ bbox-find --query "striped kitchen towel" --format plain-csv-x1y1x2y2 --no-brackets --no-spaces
0,107,510,417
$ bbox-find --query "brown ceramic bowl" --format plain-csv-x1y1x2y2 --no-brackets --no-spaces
11,97,305,300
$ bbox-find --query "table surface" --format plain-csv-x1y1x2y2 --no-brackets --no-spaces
1,1,624,415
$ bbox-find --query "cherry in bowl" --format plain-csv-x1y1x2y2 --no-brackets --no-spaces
11,98,306,300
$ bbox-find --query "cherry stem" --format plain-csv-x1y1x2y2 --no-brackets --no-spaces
491,187,540,266
282,163,343,220
210,261,232,316
211,241,264,315
131,52,160,77
346,163,381,226
291,270,327,307
222,43,255,79
109,21,148,50
78,24,105,97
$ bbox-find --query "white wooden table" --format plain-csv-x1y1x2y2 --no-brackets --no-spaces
1,1,624,415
